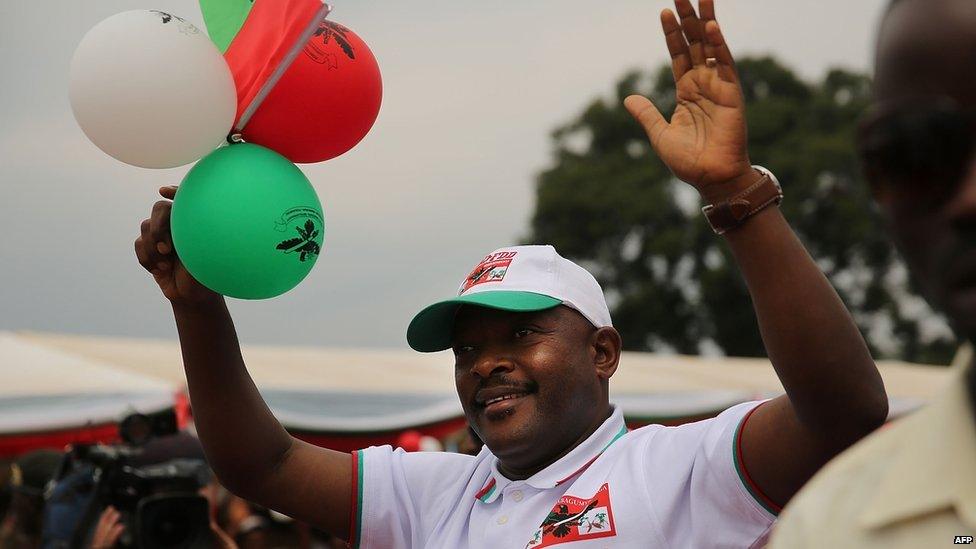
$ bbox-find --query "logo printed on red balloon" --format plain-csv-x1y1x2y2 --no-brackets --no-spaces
306,21,356,63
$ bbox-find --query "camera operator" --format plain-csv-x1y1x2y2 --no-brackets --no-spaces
42,413,261,549
1,450,62,549
84,486,267,549
87,506,123,549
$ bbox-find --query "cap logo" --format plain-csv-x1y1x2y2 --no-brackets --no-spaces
460,251,517,294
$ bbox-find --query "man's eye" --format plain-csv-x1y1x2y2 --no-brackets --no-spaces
514,328,533,338
454,345,475,354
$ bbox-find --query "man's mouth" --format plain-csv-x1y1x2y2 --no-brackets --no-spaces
483,393,530,418
476,386,532,405
474,386,534,418
484,392,529,406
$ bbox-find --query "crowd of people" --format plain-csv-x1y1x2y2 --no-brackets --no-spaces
0,434,351,549
0,426,487,548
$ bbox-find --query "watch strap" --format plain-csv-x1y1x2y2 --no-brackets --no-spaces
701,171,783,235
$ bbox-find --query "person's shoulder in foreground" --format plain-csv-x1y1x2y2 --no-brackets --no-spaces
772,0,976,545
352,399,776,549
770,348,976,549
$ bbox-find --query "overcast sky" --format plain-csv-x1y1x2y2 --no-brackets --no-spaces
0,0,890,350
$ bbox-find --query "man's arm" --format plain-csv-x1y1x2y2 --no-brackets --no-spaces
135,186,352,537
623,0,887,507
720,193,887,506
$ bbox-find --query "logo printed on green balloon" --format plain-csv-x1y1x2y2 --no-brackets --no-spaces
274,207,324,263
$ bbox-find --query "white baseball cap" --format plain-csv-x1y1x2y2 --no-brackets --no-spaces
407,245,613,352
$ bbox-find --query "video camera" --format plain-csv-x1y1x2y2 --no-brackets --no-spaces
42,410,213,549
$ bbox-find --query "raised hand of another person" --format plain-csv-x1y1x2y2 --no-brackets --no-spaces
134,186,219,305
88,506,124,549
623,0,753,203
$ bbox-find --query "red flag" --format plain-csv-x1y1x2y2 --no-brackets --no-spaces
224,0,325,128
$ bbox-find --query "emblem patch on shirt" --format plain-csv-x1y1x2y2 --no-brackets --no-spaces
460,251,517,294
524,483,616,548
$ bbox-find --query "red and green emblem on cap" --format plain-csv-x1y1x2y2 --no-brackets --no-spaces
460,251,518,293
407,250,562,352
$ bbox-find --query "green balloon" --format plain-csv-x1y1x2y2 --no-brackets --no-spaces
171,143,325,299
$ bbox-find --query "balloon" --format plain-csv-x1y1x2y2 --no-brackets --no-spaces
397,431,422,452
396,431,443,452
69,10,236,169
198,0,253,52
225,1,382,164
419,435,444,452
171,144,325,299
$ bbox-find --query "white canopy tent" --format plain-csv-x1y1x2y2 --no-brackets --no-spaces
2,330,955,430
0,332,175,435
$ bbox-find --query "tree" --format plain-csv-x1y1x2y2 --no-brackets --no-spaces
528,57,957,363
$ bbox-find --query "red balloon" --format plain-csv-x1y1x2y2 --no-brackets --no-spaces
243,20,382,163
397,430,423,452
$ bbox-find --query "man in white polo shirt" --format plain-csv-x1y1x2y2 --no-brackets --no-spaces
134,0,888,547
346,244,778,547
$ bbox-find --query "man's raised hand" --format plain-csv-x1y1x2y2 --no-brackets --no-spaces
134,186,218,305
623,0,753,202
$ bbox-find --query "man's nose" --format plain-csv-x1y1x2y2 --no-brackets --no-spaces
470,348,516,379
945,156,976,229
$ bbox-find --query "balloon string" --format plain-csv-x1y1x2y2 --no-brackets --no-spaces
232,1,334,134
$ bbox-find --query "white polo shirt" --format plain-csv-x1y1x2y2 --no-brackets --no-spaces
348,402,776,548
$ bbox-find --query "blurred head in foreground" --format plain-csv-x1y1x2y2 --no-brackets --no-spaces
771,8,976,548
858,0,976,343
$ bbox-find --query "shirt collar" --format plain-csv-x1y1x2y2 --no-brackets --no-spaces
859,345,976,530
475,406,628,504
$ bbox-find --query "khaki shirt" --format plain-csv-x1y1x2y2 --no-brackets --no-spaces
770,349,976,549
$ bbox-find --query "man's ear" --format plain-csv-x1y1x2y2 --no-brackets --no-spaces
591,327,622,380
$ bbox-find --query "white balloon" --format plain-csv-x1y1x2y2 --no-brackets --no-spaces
419,435,443,452
69,10,237,169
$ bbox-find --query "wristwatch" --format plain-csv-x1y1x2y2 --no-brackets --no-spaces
701,165,783,235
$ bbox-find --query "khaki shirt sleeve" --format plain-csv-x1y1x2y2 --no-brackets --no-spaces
768,506,809,549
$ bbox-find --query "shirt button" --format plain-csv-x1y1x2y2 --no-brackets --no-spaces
511,490,523,502
497,515,508,525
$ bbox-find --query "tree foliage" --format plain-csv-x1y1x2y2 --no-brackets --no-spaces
528,57,957,363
